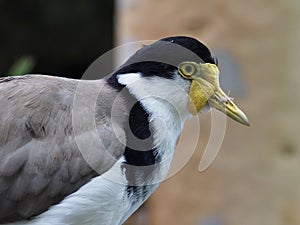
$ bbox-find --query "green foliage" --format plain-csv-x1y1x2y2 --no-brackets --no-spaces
8,56,35,76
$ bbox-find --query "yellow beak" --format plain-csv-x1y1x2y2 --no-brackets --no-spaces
207,87,250,126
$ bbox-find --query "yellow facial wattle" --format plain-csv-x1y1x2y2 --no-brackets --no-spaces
178,62,218,115
188,79,215,115
178,61,250,126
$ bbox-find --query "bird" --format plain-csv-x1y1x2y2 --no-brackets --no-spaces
0,36,249,225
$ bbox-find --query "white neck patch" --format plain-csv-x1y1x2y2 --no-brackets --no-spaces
117,72,192,121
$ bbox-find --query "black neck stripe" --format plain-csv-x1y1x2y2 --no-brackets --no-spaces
124,101,161,166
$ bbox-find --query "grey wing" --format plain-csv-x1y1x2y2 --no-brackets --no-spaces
0,75,126,223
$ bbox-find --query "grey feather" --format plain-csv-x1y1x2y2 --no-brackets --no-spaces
0,75,127,223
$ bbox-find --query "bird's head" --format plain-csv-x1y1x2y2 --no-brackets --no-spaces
111,36,249,126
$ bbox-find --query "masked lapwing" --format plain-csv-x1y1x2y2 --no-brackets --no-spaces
0,36,249,225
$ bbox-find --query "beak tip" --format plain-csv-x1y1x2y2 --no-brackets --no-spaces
244,120,251,127
238,113,250,127
228,108,250,127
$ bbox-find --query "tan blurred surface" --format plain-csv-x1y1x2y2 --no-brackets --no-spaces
117,0,300,224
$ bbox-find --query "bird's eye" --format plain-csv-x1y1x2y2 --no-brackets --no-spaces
178,62,197,79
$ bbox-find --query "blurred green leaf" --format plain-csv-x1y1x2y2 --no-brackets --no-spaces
8,56,35,76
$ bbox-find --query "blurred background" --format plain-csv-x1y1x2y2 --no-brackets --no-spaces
1,0,300,225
